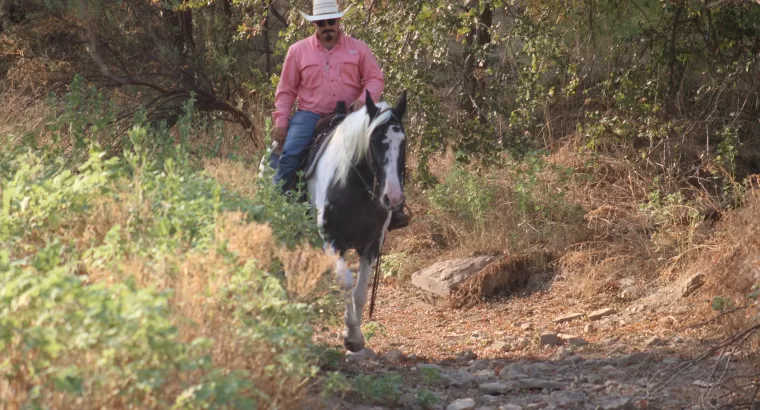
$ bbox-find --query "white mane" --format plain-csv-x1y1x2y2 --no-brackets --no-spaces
331,101,393,186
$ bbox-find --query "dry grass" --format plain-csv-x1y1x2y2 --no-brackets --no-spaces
0,89,51,137
203,157,261,199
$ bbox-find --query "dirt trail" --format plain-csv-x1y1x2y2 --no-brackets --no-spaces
311,277,755,410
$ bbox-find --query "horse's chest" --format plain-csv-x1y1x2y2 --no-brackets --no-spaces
321,187,387,248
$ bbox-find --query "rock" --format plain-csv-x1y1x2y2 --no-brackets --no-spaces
381,348,404,363
411,256,498,298
499,405,523,410
447,398,476,410
480,395,501,404
347,348,377,361
617,351,651,366
558,333,588,346
584,323,596,333
598,397,634,410
489,340,510,352
554,313,585,324
540,332,560,346
473,369,497,383
645,336,663,347
693,379,714,388
681,273,705,297
520,322,534,330
550,391,586,406
456,350,478,362
475,407,495,410
468,360,491,373
588,308,616,321
480,382,516,395
518,378,565,391
446,370,477,388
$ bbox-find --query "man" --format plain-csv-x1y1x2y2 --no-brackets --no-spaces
270,0,409,230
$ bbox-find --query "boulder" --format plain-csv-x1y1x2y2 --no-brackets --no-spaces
411,256,498,298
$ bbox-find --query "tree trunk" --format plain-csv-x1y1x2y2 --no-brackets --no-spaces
163,5,195,88
461,0,492,124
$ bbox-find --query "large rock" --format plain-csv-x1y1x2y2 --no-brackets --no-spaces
411,256,498,298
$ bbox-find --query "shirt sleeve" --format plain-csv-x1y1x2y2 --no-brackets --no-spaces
272,46,299,128
358,42,384,104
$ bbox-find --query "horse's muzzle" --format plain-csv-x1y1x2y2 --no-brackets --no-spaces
382,192,404,210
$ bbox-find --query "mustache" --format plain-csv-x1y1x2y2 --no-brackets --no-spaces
321,30,335,34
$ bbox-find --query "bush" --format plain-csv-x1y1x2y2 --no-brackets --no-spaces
0,83,331,408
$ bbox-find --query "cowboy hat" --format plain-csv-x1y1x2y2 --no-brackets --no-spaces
299,0,352,21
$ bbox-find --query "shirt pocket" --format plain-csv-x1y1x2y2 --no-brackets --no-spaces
300,61,323,89
340,59,362,89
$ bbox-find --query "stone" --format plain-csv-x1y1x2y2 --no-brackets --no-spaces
554,313,585,323
489,340,510,352
381,348,404,363
645,336,664,347
682,273,705,297
480,382,516,395
540,332,560,346
447,398,476,410
550,391,586,406
346,347,377,361
520,322,534,330
468,360,491,373
473,369,497,383
456,350,478,361
598,397,634,410
584,323,596,333
499,405,523,410
446,370,477,388
617,351,651,366
558,333,588,346
518,378,565,391
588,308,616,321
411,256,498,298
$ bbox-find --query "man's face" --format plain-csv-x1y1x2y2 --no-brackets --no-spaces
314,18,340,43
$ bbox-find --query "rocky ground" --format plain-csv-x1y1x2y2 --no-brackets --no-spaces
310,263,757,410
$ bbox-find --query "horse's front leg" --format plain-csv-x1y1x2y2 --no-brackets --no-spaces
342,255,375,352
326,244,365,352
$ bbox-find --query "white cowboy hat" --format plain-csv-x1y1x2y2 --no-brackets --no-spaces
299,0,352,21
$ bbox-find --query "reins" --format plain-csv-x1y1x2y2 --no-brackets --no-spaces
358,107,398,321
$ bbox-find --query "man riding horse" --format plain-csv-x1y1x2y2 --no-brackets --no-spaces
268,0,409,231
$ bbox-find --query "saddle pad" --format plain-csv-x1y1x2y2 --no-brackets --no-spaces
304,128,336,180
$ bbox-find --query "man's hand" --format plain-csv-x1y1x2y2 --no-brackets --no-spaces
274,126,288,146
349,99,365,112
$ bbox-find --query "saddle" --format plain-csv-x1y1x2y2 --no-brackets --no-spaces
282,102,348,193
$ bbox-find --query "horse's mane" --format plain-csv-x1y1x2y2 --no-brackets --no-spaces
331,101,393,186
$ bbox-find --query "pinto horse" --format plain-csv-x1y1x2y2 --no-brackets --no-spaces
307,90,407,352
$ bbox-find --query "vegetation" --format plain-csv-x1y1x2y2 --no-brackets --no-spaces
2,0,760,407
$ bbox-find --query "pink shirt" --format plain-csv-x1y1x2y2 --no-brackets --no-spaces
272,32,385,128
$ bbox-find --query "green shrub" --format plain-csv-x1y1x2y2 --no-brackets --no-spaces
428,166,497,229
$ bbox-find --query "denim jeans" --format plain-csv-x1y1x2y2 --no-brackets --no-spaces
270,110,321,192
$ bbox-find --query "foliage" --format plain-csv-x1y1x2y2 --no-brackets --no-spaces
0,83,328,408
351,374,404,402
428,165,497,229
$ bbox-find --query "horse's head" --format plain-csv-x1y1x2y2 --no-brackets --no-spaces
364,90,407,211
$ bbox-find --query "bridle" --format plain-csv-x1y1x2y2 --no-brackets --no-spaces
352,108,404,203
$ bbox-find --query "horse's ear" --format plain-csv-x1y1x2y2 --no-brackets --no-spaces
393,90,407,121
365,90,378,119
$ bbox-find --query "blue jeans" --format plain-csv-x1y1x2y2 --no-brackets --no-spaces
270,110,321,192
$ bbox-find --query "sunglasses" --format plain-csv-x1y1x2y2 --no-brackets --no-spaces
314,19,337,27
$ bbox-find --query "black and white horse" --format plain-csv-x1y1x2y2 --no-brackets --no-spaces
307,90,407,352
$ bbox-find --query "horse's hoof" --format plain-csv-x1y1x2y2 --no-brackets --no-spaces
343,337,366,353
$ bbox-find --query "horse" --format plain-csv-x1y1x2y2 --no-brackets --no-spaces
306,90,407,353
